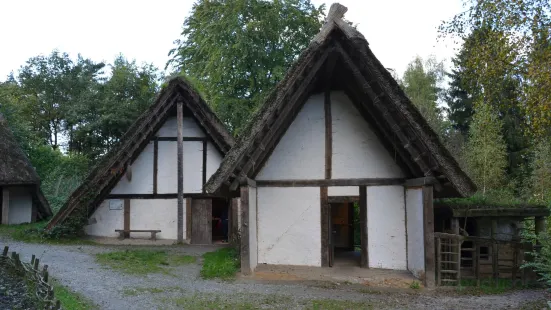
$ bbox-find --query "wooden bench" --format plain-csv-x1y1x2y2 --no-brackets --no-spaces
115,229,161,241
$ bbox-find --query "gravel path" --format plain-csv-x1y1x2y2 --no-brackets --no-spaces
1,236,548,310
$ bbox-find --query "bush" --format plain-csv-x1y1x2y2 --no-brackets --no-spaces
523,233,551,287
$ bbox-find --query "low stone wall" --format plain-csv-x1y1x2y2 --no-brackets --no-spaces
1,246,61,309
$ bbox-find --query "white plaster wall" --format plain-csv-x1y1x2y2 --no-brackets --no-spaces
7,187,32,224
406,188,425,278
183,141,203,193
256,94,325,180
85,199,184,240
111,142,154,194
257,187,321,266
331,91,404,179
206,141,223,181
249,187,258,271
156,116,206,138
85,200,123,237
157,141,204,194
367,186,407,270
129,199,180,240
328,186,359,196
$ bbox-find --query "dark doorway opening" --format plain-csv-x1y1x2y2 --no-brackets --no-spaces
212,198,229,243
330,201,360,267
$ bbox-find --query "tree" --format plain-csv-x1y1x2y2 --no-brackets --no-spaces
465,103,508,194
168,0,324,134
400,56,447,136
440,0,551,136
529,140,551,203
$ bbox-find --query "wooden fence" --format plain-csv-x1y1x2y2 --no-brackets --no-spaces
434,232,535,287
1,246,61,309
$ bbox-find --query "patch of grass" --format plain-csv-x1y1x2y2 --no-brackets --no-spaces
409,281,421,289
53,280,98,310
456,279,521,295
435,190,548,209
122,286,182,296
518,299,549,310
0,222,95,245
200,247,239,280
96,250,196,275
170,295,256,309
308,299,376,310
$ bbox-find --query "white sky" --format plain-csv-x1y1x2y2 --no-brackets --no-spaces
0,0,464,81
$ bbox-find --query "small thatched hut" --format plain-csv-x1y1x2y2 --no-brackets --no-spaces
0,114,52,224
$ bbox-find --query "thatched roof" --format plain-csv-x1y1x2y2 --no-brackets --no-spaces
0,113,52,219
205,3,476,197
46,77,234,229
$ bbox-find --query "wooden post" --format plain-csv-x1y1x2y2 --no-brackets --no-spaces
475,242,480,287
177,101,184,243
320,187,329,267
436,236,441,286
491,219,498,286
186,197,192,242
202,140,207,192
423,185,435,288
240,185,250,275
123,199,130,238
1,188,9,225
153,140,158,194
359,186,368,268
2,246,8,256
34,258,39,270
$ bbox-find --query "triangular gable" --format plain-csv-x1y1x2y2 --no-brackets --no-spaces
205,3,476,197
47,77,234,229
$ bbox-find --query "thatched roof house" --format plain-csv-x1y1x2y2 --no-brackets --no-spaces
0,113,52,224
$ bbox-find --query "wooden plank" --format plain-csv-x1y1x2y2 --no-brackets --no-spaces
1,188,9,225
405,177,438,187
324,89,332,180
123,199,130,238
256,178,404,187
106,193,226,199
423,185,435,288
153,137,207,142
202,139,207,192
327,196,359,203
191,199,212,244
436,237,441,286
320,187,329,267
186,198,192,242
240,186,251,274
475,243,480,287
359,186,368,268
153,140,158,194
230,198,239,243
491,219,498,286
177,101,184,243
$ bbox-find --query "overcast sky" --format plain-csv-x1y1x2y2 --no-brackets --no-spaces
0,0,464,81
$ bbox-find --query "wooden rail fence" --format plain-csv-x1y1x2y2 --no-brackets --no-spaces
1,246,61,309
434,232,534,287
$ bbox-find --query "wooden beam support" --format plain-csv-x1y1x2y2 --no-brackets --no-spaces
152,137,208,142
320,187,329,267
256,178,404,187
405,177,438,188
177,101,184,243
327,196,359,203
324,89,332,180
1,188,9,225
153,140,158,194
239,177,257,188
240,185,251,275
123,199,130,238
359,186,368,268
423,185,435,288
186,197,192,242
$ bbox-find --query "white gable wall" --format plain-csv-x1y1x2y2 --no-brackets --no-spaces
156,116,206,138
257,187,321,266
256,94,325,180
406,187,425,278
7,187,33,225
111,142,154,194
331,91,404,179
206,141,223,181
367,185,407,270
249,187,258,271
85,200,123,238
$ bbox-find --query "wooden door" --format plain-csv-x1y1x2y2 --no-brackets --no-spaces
191,199,212,244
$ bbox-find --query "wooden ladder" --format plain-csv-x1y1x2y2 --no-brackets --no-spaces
436,236,462,286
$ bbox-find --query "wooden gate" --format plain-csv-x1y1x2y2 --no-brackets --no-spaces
191,199,212,244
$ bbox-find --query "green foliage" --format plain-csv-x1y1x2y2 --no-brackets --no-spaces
400,55,447,136
0,222,95,245
409,281,421,289
435,189,537,208
200,247,240,280
457,279,523,295
95,250,197,275
168,0,324,135
528,140,551,204
523,233,551,288
52,280,98,310
465,104,508,194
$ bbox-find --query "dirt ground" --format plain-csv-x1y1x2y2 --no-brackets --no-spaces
1,235,549,309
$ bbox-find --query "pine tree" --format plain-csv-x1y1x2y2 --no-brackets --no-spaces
465,103,508,195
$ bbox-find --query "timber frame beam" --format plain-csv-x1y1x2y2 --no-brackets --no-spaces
256,178,404,187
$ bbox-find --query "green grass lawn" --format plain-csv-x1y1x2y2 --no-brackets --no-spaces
200,247,240,280
456,278,530,295
52,280,98,310
95,250,197,275
0,222,95,245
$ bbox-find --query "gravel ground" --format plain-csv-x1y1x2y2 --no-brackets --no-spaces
1,235,548,310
